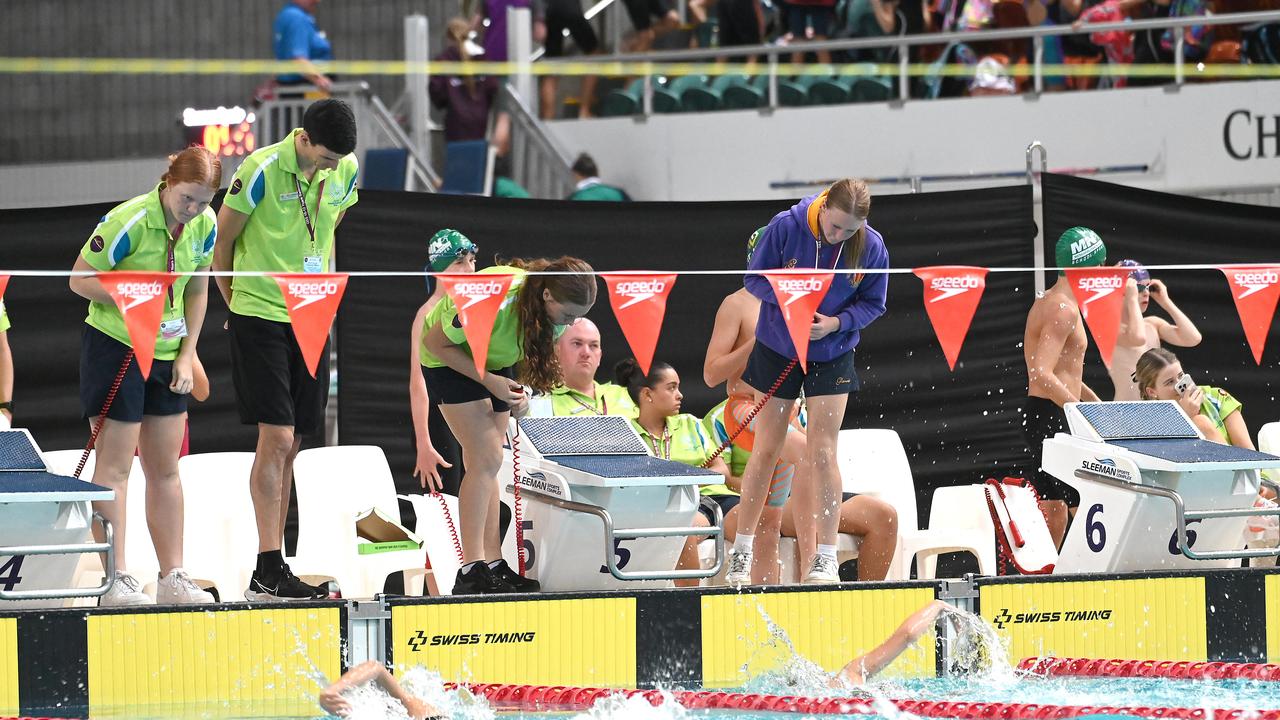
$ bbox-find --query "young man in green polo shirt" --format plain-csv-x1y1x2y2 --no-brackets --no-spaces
214,98,359,601
538,318,637,419
0,300,11,428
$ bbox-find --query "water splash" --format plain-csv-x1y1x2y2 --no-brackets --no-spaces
566,689,690,720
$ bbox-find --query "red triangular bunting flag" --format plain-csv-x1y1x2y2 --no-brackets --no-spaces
764,272,834,370
0,276,9,308
1220,266,1280,365
1065,268,1130,369
273,274,348,377
97,272,178,379
439,273,516,375
602,273,676,375
913,266,988,371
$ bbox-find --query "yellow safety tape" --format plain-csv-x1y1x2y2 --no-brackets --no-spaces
0,57,1278,79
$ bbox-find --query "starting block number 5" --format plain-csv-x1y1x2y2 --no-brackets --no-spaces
0,555,24,591
599,540,631,574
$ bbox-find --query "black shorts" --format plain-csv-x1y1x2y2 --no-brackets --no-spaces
743,342,860,401
717,0,764,46
1023,396,1079,506
624,0,673,30
80,325,187,422
421,364,516,413
785,3,835,36
698,493,741,524
228,312,329,435
544,0,599,56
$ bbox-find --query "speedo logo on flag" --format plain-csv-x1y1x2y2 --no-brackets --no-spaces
777,277,826,306
614,279,667,309
1071,236,1103,263
454,280,506,310
285,279,342,310
1232,270,1279,299
1077,275,1123,304
929,274,982,302
117,281,166,312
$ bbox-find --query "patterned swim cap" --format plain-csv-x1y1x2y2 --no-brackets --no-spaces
1116,259,1150,284
747,226,767,265
428,229,478,272
1055,227,1106,274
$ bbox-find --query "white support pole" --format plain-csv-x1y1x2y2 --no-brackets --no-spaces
404,14,431,187
509,7,536,118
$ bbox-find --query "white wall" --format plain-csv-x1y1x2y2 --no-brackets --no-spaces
547,79,1280,201
0,157,245,209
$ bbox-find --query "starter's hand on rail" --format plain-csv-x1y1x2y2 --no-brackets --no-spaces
811,313,840,340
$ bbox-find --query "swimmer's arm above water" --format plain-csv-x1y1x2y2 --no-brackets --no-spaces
832,600,950,687
319,660,440,719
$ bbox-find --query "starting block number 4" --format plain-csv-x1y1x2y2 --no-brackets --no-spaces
0,555,24,591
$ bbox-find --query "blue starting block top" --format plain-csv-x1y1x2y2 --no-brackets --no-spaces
0,471,114,503
0,430,48,471
550,454,720,479
1111,438,1280,464
1077,402,1198,440
518,416,650,456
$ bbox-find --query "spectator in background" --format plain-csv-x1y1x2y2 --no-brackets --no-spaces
540,0,603,119
274,0,334,92
492,155,531,198
718,0,767,53
833,0,902,62
0,299,11,430
783,0,837,63
568,153,630,201
473,0,532,156
430,18,500,144
622,0,682,52
1110,259,1201,401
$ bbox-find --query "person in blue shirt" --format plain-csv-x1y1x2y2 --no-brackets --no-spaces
274,0,334,91
726,178,889,587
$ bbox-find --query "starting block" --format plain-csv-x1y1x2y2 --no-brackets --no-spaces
1044,401,1280,573
499,416,725,591
0,429,115,608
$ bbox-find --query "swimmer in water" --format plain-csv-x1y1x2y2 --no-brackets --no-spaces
319,661,440,719
831,599,981,686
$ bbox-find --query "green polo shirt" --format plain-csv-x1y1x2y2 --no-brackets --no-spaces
631,414,719,474
549,382,638,419
0,301,9,333
80,185,217,360
222,128,360,322
420,266,526,371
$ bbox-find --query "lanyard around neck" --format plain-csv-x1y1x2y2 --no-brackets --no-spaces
293,175,326,255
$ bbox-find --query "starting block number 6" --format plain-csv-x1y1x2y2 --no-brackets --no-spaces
1086,504,1107,553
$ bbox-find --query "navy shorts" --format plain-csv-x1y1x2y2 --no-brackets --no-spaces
698,493,741,524
743,342,860,401
544,0,600,56
228,312,330,435
422,364,517,413
786,3,835,37
80,325,186,422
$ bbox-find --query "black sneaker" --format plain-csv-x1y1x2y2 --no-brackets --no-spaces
452,561,516,595
489,559,540,592
245,565,328,601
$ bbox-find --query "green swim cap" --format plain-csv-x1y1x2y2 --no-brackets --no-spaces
1055,226,1106,274
428,228,478,272
747,226,767,265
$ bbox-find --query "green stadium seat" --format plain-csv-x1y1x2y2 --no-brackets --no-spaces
809,76,853,105
721,75,766,109
601,78,645,117
674,75,720,112
851,76,894,102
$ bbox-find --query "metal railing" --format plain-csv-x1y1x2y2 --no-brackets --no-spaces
534,9,1280,110
500,83,577,199
256,80,440,191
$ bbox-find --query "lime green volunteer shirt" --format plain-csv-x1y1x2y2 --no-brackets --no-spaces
80,185,217,360
222,128,359,322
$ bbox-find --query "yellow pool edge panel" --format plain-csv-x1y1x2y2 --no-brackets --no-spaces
2,567,1278,714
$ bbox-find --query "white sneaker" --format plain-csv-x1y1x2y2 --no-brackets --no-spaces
156,568,215,605
725,549,753,587
802,554,841,584
99,572,154,607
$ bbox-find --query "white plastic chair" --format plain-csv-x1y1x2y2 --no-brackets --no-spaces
1258,422,1280,455
42,449,160,593
398,492,463,596
836,429,996,580
921,484,998,578
290,446,427,599
178,452,259,601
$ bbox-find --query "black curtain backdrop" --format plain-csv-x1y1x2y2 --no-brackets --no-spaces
337,188,1037,526
1042,173,1280,438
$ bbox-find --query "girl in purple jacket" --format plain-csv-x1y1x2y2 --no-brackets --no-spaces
726,178,889,586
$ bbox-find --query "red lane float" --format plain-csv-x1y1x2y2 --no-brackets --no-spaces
1019,657,1280,682
446,682,1280,719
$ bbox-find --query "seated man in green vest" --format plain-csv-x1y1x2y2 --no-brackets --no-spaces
533,318,637,418
567,153,630,202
